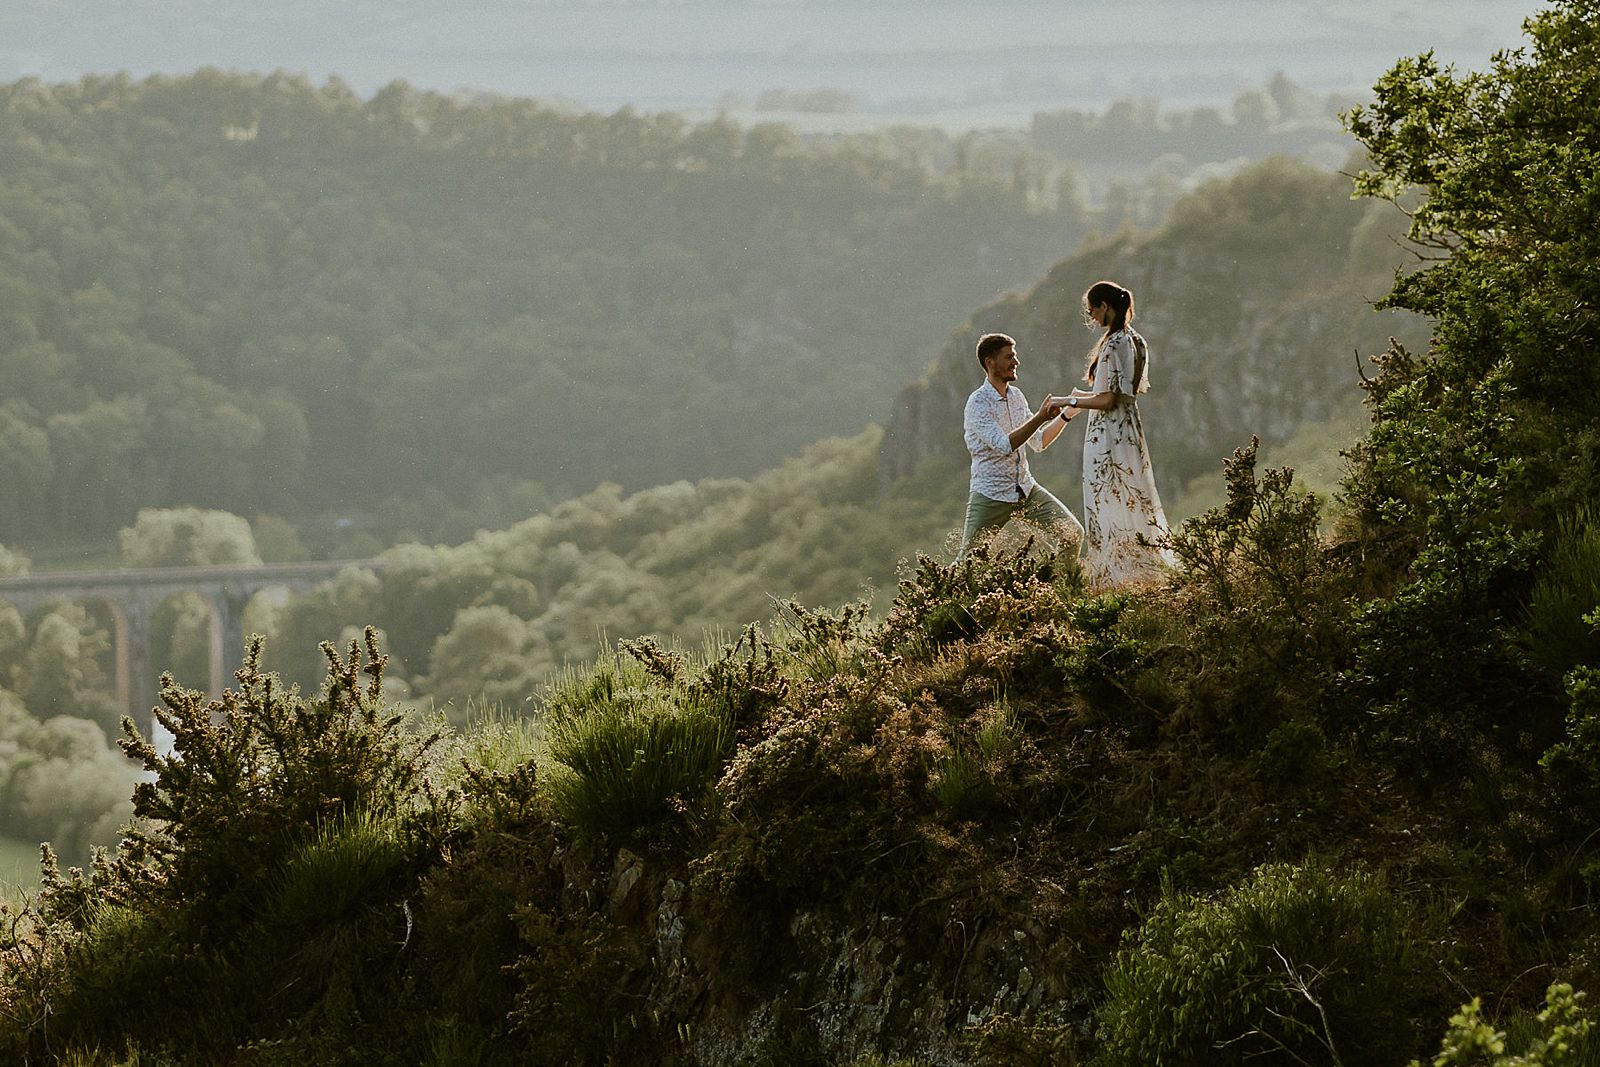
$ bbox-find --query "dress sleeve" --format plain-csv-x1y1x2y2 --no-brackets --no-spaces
1098,334,1136,396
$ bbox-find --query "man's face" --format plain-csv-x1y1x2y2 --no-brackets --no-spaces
985,343,1019,385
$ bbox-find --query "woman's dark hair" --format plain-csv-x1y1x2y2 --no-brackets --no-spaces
1082,281,1146,389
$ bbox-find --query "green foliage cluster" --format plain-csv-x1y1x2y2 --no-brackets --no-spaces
541,644,735,839
0,689,133,863
0,597,133,864
1412,984,1599,1067
1100,862,1435,1066
1338,0,1600,774
118,507,261,569
1526,511,1600,687
0,69,1093,551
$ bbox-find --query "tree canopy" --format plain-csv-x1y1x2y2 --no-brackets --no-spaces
0,70,1097,552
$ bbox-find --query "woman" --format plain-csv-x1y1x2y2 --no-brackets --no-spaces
1060,280,1175,587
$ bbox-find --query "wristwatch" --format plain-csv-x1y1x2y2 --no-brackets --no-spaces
1067,397,1078,408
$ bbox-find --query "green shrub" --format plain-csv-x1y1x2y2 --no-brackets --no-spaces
541,654,732,840
1541,617,1600,787
878,545,1079,659
1526,508,1600,686
1167,439,1323,617
1410,983,1599,1067
1057,592,1148,698
1098,861,1436,1066
505,905,647,1067
116,628,441,930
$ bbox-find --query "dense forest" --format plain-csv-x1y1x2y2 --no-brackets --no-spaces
8,1,1600,1062
0,69,1111,555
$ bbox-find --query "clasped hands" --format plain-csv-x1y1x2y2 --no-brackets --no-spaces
1040,392,1090,419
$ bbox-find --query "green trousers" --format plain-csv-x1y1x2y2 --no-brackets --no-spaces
957,487,1084,561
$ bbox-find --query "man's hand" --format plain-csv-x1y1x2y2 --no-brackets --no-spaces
1039,395,1067,419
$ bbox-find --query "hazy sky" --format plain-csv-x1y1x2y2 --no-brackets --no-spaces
3,1,1545,122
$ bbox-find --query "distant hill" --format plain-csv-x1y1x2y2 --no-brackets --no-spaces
878,156,1429,501
0,1,1531,115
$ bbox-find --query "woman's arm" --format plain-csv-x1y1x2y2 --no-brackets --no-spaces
1060,389,1118,415
1007,395,1068,449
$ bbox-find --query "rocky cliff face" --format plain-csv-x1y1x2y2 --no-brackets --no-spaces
585,845,1085,1065
878,159,1429,500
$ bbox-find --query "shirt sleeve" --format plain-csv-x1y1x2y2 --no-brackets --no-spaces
964,391,1016,455
960,395,1024,457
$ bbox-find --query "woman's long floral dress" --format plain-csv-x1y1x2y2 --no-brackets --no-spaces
1081,329,1176,587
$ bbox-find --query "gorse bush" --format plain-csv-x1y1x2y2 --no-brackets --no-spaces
113,628,441,930
878,542,1081,660
0,630,453,1064
1099,861,1436,1066
1167,438,1324,618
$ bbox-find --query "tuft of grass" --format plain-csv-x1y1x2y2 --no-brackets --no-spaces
455,704,544,777
931,702,1021,820
422,1016,489,1067
539,648,733,840
264,808,410,926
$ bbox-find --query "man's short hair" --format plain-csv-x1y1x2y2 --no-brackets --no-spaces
976,332,1015,369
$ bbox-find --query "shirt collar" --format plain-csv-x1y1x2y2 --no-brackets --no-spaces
980,378,1011,402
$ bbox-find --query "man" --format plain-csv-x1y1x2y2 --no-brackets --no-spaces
957,332,1084,560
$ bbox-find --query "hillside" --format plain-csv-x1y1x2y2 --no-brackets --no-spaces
6,4,1600,1063
0,148,1436,869
878,155,1431,500
245,156,1423,707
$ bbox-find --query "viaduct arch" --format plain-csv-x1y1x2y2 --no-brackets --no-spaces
0,560,382,733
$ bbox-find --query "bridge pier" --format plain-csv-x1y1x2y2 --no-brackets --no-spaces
107,598,159,729
204,586,251,701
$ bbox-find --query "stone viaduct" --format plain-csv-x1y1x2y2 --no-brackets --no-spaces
0,560,382,733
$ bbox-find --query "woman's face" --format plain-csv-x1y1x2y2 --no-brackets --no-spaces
1088,301,1110,328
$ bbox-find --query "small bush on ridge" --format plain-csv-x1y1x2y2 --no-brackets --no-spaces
1099,860,1437,1066
541,646,734,841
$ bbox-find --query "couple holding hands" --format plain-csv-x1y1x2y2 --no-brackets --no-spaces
958,279,1175,588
